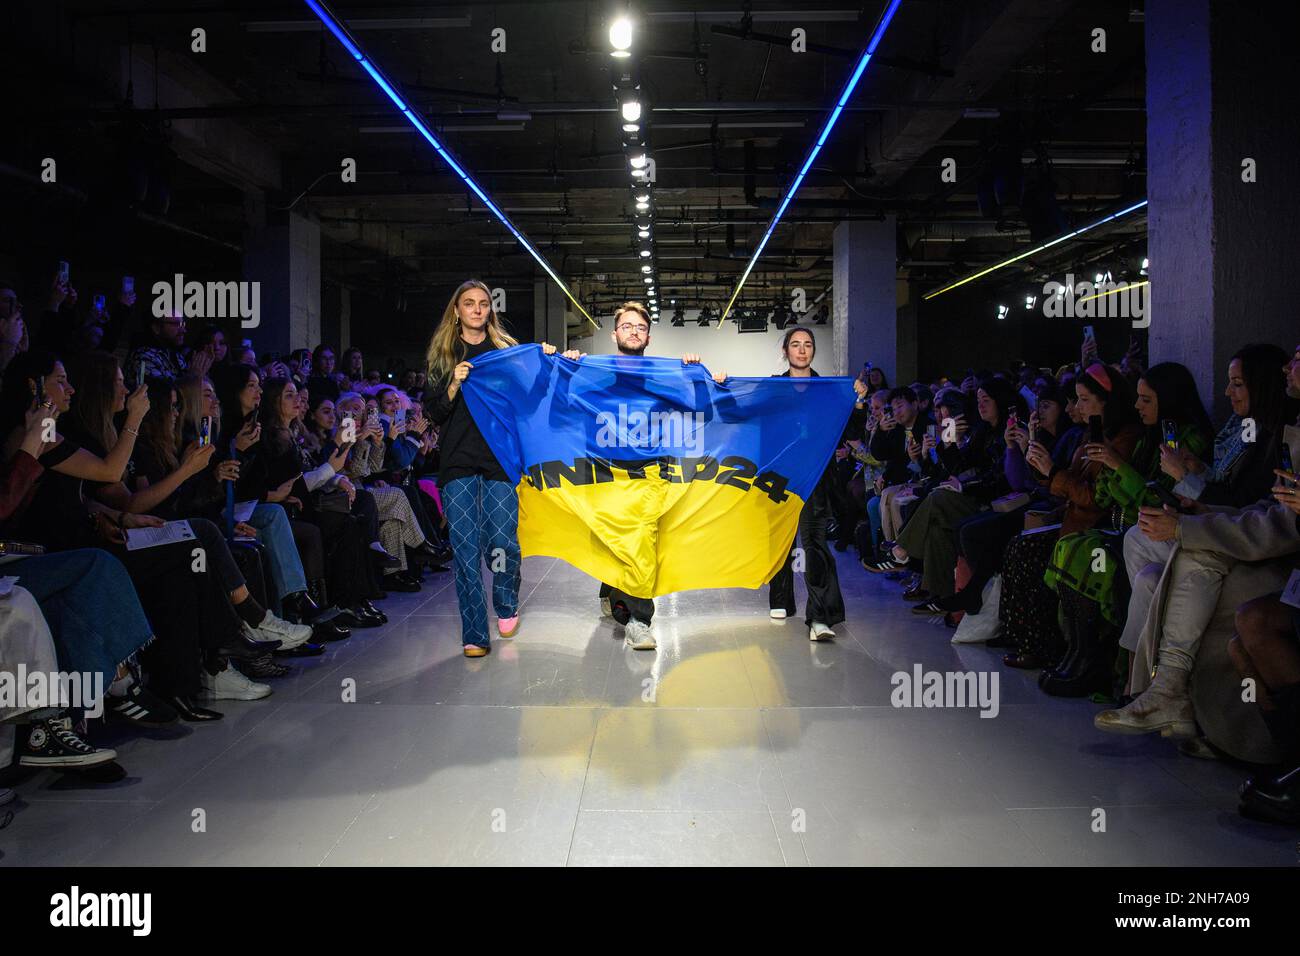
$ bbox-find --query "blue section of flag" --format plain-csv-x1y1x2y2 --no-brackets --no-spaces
459,345,856,502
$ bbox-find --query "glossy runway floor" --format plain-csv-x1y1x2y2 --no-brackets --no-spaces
3,551,1297,866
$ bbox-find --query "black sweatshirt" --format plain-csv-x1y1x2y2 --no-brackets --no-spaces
425,337,509,485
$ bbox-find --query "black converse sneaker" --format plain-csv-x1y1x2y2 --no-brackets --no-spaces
107,683,179,726
20,717,118,768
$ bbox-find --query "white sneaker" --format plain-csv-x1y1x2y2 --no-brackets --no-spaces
247,612,313,649
770,608,787,620
201,664,272,701
809,622,835,642
600,597,613,618
624,619,657,650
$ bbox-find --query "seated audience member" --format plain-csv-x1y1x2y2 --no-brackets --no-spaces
0,279,25,379
224,369,388,628
940,379,1082,618
287,348,312,388
303,392,439,590
861,385,932,569
307,344,341,402
126,311,190,388
1096,344,1296,730
890,378,1017,610
340,347,365,389
0,351,282,720
1,398,150,769
1035,363,1213,692
997,364,1142,684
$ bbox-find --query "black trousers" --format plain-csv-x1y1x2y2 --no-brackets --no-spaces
599,582,654,625
955,507,1027,598
768,479,846,627
310,508,383,607
112,525,243,697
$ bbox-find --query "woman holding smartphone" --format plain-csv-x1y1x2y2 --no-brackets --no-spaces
1001,364,1142,692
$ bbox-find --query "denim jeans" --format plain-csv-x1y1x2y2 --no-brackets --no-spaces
442,476,521,648
7,548,154,687
249,503,309,606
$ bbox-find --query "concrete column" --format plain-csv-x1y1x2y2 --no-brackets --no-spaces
832,216,897,380
1146,0,1300,418
242,210,321,356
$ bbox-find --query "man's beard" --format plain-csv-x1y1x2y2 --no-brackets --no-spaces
617,340,647,356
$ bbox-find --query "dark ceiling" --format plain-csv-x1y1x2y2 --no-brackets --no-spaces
3,0,1148,331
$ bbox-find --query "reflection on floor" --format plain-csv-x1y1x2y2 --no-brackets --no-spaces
3,552,1295,866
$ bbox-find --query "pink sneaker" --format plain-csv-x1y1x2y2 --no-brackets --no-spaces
497,615,519,638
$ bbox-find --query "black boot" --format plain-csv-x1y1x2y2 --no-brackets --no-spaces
1240,763,1300,826
1042,628,1114,698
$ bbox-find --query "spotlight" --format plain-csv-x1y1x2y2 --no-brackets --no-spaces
641,264,652,272
609,17,633,56
1024,294,1037,310
812,304,829,325
996,304,1009,320
634,192,649,203
621,100,642,123
635,201,649,211
643,276,653,284
671,312,687,327
1094,272,1104,285
639,249,651,258
630,152,647,169
696,305,713,327
637,228,650,239
1140,257,1149,275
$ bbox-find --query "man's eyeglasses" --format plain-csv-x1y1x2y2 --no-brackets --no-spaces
616,323,649,334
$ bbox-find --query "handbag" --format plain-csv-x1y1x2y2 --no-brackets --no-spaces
314,487,352,514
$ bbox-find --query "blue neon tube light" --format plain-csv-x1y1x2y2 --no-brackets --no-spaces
302,0,595,326
719,0,903,326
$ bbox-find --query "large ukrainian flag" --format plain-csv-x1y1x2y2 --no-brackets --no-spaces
460,345,857,598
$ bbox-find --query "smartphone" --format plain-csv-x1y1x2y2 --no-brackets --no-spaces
199,416,212,447
35,374,45,406
1028,420,1037,443
122,276,134,294
1145,480,1186,512
1008,410,1019,429
1088,414,1104,444
93,293,105,312
57,260,69,284
1162,419,1178,449
1083,325,1096,342
137,359,147,387
925,424,937,440
1280,443,1296,487
395,408,406,426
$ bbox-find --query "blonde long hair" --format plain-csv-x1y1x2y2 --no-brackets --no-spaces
425,279,518,382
